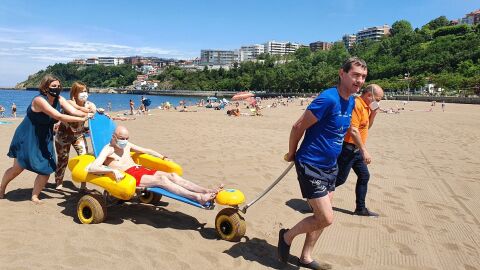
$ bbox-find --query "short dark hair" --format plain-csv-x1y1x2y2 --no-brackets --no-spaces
341,57,367,73
39,74,62,96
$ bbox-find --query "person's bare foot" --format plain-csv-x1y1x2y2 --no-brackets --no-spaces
198,192,216,205
31,195,43,204
209,184,224,194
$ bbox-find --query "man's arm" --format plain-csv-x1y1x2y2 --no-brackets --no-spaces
129,143,166,160
87,145,124,180
286,110,318,162
349,126,372,164
368,108,378,128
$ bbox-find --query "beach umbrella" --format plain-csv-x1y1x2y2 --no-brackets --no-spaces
207,96,218,102
246,97,256,106
232,92,254,101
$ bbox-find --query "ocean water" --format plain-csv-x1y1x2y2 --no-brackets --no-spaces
0,89,202,117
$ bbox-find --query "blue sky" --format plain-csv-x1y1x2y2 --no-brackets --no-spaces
0,0,478,87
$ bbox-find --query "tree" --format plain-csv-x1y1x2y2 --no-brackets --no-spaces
423,16,450,31
391,20,413,36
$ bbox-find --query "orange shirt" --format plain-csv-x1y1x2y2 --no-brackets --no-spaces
344,96,370,145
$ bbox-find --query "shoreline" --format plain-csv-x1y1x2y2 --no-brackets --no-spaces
2,88,479,104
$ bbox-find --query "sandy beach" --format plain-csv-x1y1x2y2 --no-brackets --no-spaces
0,99,479,270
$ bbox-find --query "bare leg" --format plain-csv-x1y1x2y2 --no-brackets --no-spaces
162,172,221,194
140,174,215,204
283,192,334,262
299,193,334,263
32,174,49,204
0,159,24,198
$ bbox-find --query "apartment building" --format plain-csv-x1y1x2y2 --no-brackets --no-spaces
239,44,265,62
342,34,357,49
86,58,99,65
356,24,391,43
71,59,86,65
200,50,237,65
461,9,480,25
97,57,125,66
309,41,333,52
264,41,301,55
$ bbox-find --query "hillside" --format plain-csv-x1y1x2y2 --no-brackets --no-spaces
17,64,137,89
19,17,480,95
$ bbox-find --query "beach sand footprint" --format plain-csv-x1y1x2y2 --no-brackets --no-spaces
339,222,371,229
320,253,363,268
382,223,418,234
435,214,454,223
393,186,408,193
394,242,417,256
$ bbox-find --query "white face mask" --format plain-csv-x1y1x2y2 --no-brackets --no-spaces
369,88,380,110
114,135,128,149
369,100,380,110
116,139,128,149
78,92,89,102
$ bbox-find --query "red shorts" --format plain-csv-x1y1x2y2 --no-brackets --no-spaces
125,166,157,186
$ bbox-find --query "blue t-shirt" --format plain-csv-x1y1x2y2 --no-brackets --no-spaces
296,87,355,169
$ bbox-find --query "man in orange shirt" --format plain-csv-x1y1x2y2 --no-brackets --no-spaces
335,84,384,217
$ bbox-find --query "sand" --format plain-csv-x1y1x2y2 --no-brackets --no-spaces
0,99,479,270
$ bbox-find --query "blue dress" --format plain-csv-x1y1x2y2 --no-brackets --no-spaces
7,95,60,175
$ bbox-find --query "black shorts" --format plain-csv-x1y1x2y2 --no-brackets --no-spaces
295,160,338,199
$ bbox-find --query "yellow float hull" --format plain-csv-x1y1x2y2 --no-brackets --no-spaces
67,153,183,200
131,152,183,176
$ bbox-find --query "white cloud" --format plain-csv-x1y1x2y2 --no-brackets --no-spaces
0,26,196,86
30,55,75,62
0,27,27,33
0,38,27,44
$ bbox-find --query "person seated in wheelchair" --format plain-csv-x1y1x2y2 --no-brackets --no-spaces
88,125,222,205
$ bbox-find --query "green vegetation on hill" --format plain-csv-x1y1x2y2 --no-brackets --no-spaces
17,64,137,89
19,17,480,95
154,18,480,95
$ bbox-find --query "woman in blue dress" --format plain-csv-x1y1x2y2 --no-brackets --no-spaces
0,75,93,203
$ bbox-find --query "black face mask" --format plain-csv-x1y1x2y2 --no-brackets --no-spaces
48,87,61,97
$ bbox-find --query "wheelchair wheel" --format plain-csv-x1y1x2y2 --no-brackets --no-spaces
139,190,162,204
77,194,107,224
215,208,246,241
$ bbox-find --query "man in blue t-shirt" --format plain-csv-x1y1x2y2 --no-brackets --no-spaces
278,57,368,268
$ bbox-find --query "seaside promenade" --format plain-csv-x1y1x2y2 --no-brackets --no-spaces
0,99,479,269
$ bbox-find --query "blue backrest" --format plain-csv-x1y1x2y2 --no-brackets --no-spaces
88,112,117,157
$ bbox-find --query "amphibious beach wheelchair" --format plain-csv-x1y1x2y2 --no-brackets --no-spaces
67,113,247,241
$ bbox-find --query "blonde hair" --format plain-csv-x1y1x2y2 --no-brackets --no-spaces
70,82,88,101
38,74,61,95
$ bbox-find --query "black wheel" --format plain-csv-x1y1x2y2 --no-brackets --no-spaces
77,194,107,224
139,190,162,204
215,208,246,241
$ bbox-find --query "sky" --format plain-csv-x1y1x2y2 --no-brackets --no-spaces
0,0,478,87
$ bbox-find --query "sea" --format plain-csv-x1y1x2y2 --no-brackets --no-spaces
0,89,202,117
